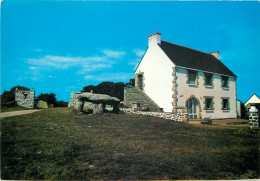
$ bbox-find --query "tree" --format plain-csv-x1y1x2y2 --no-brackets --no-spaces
82,79,135,101
37,93,57,105
240,102,248,119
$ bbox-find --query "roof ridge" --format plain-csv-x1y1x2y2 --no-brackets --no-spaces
245,93,260,105
161,40,212,56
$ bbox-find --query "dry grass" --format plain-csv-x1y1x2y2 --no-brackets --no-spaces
1,108,259,180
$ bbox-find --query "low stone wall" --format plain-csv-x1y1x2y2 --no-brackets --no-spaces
124,87,162,112
249,112,259,129
120,108,188,122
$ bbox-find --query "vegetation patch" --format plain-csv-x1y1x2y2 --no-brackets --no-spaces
1,108,259,180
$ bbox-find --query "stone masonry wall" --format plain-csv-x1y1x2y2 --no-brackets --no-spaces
172,67,178,113
124,87,162,112
15,89,35,108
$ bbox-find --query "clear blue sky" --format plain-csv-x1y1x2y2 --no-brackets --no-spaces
1,1,259,103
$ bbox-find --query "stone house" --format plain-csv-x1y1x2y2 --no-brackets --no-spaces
125,31,237,119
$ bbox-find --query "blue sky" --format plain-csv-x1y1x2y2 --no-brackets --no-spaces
1,1,259,103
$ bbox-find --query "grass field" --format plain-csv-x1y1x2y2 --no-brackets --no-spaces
1,108,259,180
1,106,34,112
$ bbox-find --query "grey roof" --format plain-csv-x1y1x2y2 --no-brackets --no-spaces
159,40,236,77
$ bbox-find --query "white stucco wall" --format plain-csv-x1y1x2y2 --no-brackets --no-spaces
135,44,174,112
176,68,237,119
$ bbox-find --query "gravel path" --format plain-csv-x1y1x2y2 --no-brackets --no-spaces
0,110,42,119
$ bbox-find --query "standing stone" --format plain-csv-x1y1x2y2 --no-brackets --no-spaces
37,100,48,109
76,100,84,112
93,103,104,114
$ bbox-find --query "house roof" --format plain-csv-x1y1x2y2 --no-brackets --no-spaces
159,40,236,77
245,94,260,106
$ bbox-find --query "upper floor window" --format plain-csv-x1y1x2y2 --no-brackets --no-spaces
205,73,213,86
222,98,230,110
188,71,197,85
204,97,214,110
221,76,229,88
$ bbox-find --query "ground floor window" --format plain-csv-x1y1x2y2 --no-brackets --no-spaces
204,97,214,110
222,98,230,110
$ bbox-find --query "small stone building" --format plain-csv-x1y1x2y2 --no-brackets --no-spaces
15,88,35,108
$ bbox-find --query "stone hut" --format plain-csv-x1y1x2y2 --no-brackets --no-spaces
15,88,35,108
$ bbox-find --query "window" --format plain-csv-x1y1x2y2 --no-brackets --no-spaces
222,98,230,110
205,73,213,86
205,97,213,110
137,74,143,90
221,76,229,88
188,71,197,85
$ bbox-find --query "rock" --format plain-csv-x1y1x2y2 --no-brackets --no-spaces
79,93,120,104
88,165,96,169
201,118,212,124
93,103,104,114
37,100,48,109
141,106,149,111
73,93,120,114
75,100,84,112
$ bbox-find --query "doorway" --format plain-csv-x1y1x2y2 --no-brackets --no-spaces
187,98,199,119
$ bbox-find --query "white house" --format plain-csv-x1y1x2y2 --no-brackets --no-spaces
245,94,260,107
133,31,237,119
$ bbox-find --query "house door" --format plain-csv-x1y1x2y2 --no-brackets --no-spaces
187,98,198,119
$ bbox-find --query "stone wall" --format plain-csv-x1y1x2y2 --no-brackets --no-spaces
124,87,162,112
15,89,35,108
120,108,188,122
249,106,259,129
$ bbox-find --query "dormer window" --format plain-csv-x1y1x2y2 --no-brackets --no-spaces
205,73,213,86
221,76,229,88
187,71,197,85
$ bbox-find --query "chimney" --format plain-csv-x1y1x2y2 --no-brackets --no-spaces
210,51,219,59
148,31,161,47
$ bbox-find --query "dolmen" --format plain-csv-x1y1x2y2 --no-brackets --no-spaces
75,93,120,114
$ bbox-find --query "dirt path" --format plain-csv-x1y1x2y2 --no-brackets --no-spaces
0,110,42,119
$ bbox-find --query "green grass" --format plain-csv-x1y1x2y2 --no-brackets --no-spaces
1,108,259,180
